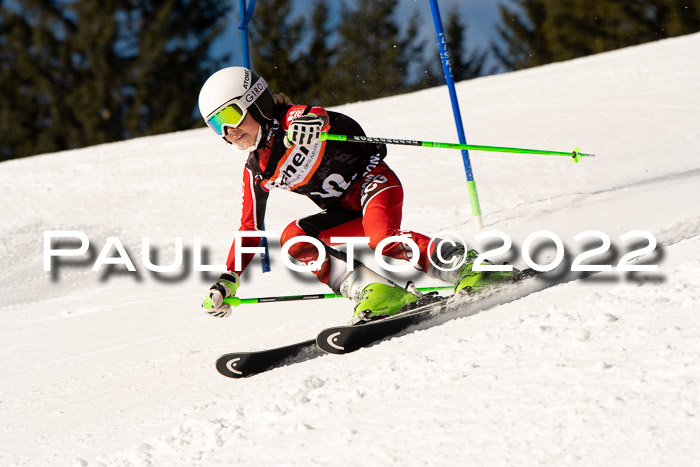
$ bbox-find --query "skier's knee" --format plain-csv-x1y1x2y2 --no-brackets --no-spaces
280,221,307,247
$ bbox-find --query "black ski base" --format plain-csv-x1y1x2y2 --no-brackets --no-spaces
216,339,322,378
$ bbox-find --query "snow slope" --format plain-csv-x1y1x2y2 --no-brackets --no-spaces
1,33,700,466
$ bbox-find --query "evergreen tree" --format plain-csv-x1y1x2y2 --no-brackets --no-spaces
414,8,490,90
444,8,489,81
250,0,423,106
125,0,230,137
329,0,425,104
249,0,306,102
301,1,335,105
247,2,487,106
0,0,228,161
494,0,700,71
493,0,554,70
668,0,700,34
0,0,76,159
626,0,700,38
60,0,127,148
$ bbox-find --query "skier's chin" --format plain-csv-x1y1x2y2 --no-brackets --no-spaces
231,136,254,151
233,140,250,150
231,127,261,152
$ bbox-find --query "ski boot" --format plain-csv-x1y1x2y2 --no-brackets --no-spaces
426,242,518,295
352,282,419,322
453,260,518,295
338,265,418,324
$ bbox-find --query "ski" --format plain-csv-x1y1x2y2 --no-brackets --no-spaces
216,339,323,378
215,267,581,376
317,296,452,354
316,268,577,355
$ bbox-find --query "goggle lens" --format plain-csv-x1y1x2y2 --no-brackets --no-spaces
206,102,246,135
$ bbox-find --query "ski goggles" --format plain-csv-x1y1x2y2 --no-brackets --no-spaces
205,76,269,136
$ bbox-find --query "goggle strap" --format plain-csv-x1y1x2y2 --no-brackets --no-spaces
205,76,268,121
204,76,269,136
239,76,268,111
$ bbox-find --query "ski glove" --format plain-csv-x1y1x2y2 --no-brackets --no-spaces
284,114,324,148
204,272,240,318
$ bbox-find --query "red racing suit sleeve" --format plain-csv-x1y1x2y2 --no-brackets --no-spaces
225,165,269,275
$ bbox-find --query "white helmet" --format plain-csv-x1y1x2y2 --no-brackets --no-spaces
198,66,275,131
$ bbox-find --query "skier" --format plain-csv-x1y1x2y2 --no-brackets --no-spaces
199,66,514,322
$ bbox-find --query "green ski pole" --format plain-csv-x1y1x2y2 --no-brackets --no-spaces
320,133,594,163
202,286,453,309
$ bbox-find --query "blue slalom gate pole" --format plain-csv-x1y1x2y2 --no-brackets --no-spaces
428,0,483,230
238,0,271,273
238,0,255,66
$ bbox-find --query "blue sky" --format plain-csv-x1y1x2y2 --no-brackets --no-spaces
212,0,506,71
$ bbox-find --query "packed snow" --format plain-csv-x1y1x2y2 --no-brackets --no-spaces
1,33,700,466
